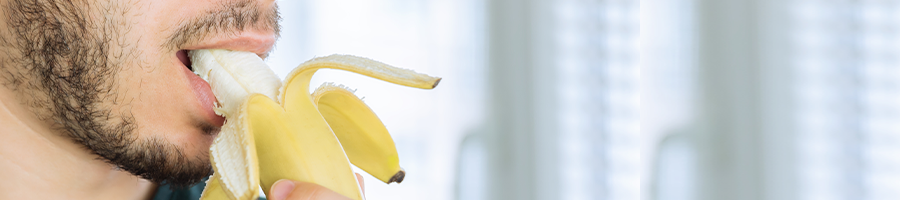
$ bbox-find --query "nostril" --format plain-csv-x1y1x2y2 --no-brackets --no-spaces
177,50,192,71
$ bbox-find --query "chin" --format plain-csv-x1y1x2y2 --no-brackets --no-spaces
192,127,218,154
172,123,219,161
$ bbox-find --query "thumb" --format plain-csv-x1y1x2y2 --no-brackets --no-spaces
269,179,352,200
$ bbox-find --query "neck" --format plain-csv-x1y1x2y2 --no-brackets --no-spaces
0,86,157,200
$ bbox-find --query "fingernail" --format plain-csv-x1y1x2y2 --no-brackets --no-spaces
271,179,296,200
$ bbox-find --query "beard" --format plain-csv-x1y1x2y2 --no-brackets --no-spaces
0,0,279,187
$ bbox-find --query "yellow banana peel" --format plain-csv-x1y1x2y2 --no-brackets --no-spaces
312,83,405,184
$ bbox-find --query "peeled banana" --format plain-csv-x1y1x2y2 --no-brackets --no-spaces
189,49,441,200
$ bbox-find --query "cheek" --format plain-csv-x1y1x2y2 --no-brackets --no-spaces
114,54,212,153
109,0,218,155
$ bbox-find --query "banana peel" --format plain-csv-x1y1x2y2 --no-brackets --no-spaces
313,83,405,184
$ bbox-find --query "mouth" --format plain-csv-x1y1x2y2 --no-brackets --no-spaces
176,32,277,129
177,50,193,71
179,51,224,128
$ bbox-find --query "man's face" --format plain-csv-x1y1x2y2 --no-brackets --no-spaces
0,0,279,186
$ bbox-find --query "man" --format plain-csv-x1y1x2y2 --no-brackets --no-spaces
0,0,362,199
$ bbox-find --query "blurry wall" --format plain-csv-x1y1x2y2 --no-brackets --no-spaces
483,0,638,200
641,0,696,199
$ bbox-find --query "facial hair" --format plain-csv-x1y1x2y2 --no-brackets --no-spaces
0,0,280,187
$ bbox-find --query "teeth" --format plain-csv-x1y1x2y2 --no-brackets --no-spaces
192,50,440,200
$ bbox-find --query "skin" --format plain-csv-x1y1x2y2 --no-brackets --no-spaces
0,0,360,199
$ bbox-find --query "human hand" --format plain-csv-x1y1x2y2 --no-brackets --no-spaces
267,173,366,200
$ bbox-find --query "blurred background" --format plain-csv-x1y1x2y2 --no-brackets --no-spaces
266,0,638,200
644,0,900,200
264,0,900,199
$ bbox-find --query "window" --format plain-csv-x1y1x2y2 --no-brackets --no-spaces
793,1,900,200
557,0,639,200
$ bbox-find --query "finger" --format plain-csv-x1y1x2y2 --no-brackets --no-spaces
269,179,295,200
288,182,352,200
269,179,297,200
355,173,365,195
269,179,352,200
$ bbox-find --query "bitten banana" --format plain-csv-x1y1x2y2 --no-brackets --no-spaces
191,49,281,200
190,50,441,200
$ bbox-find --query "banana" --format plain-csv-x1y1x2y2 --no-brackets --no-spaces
191,49,281,200
189,50,440,200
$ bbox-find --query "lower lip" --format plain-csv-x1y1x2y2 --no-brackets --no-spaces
182,64,226,127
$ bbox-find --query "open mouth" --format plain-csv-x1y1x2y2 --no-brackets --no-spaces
177,50,193,71
176,32,277,130
178,49,225,128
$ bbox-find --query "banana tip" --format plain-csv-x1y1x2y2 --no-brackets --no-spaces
389,169,406,184
431,78,442,89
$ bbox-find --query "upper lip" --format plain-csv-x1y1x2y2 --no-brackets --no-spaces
180,31,277,58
